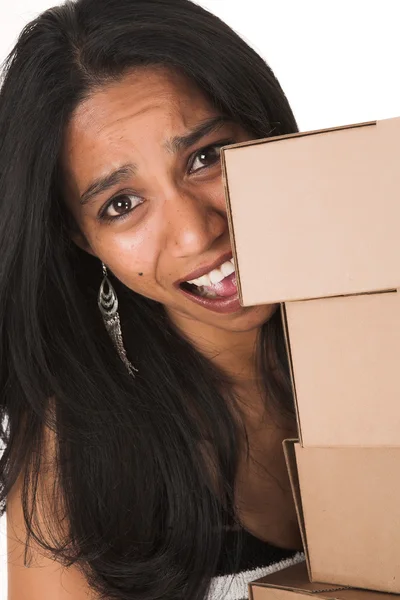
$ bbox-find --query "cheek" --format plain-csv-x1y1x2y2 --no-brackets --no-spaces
94,227,161,292
208,177,228,211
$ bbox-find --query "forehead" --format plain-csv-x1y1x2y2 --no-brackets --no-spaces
63,66,215,163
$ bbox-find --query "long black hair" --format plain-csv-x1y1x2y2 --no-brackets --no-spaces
0,1,299,598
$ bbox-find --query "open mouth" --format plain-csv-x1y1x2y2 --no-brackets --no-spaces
177,257,237,301
179,281,218,298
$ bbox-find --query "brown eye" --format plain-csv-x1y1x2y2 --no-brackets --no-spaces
189,144,223,173
100,194,143,222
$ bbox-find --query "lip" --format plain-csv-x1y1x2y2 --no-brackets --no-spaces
174,250,233,287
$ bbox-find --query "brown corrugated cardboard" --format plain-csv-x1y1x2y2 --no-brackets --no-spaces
249,562,400,599
281,289,400,447
283,440,400,594
221,116,400,306
222,114,400,593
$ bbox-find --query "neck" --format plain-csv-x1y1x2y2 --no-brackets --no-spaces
167,306,296,432
167,311,261,386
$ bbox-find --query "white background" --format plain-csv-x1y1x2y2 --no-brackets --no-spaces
1,1,399,597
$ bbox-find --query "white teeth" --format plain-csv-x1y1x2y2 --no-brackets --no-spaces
220,261,235,277
187,259,235,286
194,273,212,287
209,268,224,284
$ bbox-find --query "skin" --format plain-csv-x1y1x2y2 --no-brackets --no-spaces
62,65,301,549
62,65,278,388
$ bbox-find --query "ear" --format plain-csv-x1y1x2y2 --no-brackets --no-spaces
67,215,97,257
70,229,97,257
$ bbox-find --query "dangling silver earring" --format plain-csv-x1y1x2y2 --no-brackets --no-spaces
97,262,138,377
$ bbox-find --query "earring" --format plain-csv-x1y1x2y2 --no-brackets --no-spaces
97,262,138,377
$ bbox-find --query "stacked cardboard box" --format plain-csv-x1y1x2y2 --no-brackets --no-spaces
221,116,400,598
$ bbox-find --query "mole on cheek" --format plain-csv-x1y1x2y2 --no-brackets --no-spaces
138,272,143,276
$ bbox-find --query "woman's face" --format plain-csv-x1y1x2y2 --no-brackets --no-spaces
63,66,276,334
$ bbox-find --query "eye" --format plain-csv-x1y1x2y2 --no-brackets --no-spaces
189,142,230,174
99,193,143,223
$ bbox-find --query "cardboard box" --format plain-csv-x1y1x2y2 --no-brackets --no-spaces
221,116,400,306
280,288,400,593
281,289,400,447
249,562,400,599
283,441,400,594
222,115,400,594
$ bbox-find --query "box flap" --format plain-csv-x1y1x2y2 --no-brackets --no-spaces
221,116,400,305
249,562,400,599
280,304,303,444
220,146,243,305
282,440,310,576
251,562,338,591
284,289,400,446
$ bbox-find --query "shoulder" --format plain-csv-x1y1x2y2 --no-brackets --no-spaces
6,406,98,599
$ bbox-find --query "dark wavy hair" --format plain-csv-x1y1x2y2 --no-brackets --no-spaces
0,1,299,598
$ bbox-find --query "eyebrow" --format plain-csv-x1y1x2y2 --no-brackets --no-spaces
80,164,136,206
79,115,232,207
164,115,232,153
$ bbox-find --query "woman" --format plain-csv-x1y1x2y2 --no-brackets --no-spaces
0,0,305,598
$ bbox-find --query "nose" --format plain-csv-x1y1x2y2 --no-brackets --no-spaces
164,187,227,259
